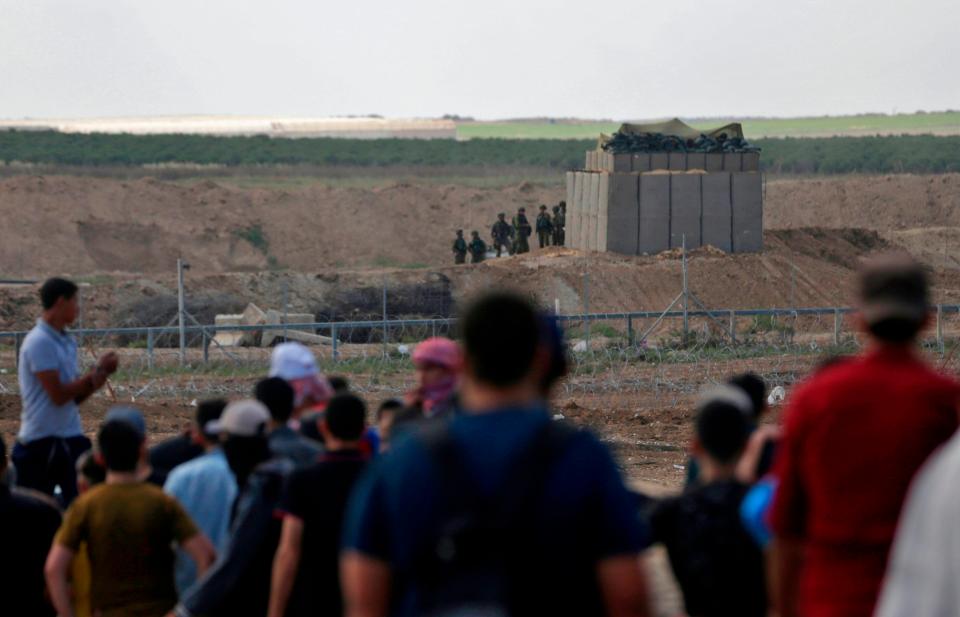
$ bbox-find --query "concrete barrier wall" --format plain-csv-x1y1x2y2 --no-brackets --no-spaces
566,172,577,248
670,175,702,248
732,173,763,252
587,172,600,250
639,175,671,254
723,152,743,172
701,173,733,252
650,153,669,171
742,152,760,172
686,153,706,171
605,173,638,254
570,172,583,248
705,153,724,172
598,173,610,251
632,153,651,172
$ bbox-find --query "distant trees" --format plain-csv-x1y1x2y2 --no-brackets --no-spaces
1,130,958,174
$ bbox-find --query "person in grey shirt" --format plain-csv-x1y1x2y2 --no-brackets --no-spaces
13,278,118,505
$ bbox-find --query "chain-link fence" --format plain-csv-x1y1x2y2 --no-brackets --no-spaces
1,305,958,404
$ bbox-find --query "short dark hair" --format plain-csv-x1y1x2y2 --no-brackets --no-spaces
97,420,144,472
255,377,295,423
461,293,540,387
76,450,106,486
868,317,923,343
196,399,228,441
328,375,350,394
40,278,78,310
696,401,750,465
727,373,767,419
0,435,6,473
325,394,367,441
376,398,404,421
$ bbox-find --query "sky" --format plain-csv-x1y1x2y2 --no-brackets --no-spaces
1,0,957,121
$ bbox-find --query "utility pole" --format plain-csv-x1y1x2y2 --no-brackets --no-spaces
177,259,188,366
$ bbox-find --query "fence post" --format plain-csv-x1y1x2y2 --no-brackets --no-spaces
202,331,210,364
627,315,634,347
331,323,339,362
729,310,737,343
146,329,155,370
833,309,841,346
14,333,21,369
382,281,388,358
937,304,944,353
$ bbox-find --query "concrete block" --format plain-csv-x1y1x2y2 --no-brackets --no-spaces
584,151,592,170
638,174,670,254
670,175,702,249
732,172,763,252
742,152,760,172
701,173,732,252
723,152,743,172
669,152,687,171
606,173,639,255
650,152,669,171
631,153,651,172
705,153,724,172
686,153,706,170
612,153,632,173
570,172,584,249
586,172,600,250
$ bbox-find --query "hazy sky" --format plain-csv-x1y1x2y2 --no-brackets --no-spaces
1,0,957,120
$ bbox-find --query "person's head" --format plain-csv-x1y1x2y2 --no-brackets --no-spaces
412,337,462,390
193,398,228,447
328,375,350,394
213,399,271,486
538,314,569,397
858,253,930,344
39,277,79,325
498,213,506,221
518,207,526,214
539,205,547,211
269,342,334,413
97,418,146,473
692,386,753,474
320,394,367,449
460,293,545,404
255,377,295,425
456,229,464,237
471,231,479,238
553,205,560,213
376,398,404,450
726,373,767,420
76,450,106,493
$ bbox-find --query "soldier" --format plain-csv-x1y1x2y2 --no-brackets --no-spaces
490,213,514,258
512,207,532,254
452,229,467,265
553,202,566,246
468,231,487,264
536,205,554,249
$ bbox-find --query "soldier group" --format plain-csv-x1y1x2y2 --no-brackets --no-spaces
452,202,566,265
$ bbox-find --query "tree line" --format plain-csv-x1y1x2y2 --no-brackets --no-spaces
1,131,958,174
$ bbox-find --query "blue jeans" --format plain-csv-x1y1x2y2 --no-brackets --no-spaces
12,435,91,506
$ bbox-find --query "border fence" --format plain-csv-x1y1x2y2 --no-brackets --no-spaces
1,303,959,401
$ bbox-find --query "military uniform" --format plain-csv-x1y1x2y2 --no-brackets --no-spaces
553,203,566,246
536,206,554,249
468,233,487,264
491,215,515,257
452,231,467,264
512,209,532,254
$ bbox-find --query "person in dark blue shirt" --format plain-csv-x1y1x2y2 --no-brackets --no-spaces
341,292,650,617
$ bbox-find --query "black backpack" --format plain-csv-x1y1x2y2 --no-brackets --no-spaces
410,420,576,617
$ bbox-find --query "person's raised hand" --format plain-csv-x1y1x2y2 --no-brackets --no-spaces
97,352,119,376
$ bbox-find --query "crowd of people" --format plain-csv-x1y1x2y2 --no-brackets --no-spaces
2,253,960,617
452,203,566,264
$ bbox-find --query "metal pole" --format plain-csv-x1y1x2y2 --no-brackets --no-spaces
282,280,289,343
682,235,689,342
937,304,944,353
833,308,841,346
14,333,21,369
147,329,154,370
584,272,591,350
729,310,737,343
627,315,634,347
331,323,339,362
202,331,210,364
177,258,186,366
382,281,388,358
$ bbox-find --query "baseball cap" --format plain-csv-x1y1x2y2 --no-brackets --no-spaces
105,406,146,440
859,253,929,325
207,399,270,437
412,337,462,371
269,342,320,381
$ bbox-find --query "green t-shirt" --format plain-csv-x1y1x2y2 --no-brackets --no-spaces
56,482,199,617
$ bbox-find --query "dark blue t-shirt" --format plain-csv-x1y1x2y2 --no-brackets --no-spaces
343,406,647,616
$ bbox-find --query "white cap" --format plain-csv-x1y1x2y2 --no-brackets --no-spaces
207,399,270,437
269,342,320,381
697,385,753,417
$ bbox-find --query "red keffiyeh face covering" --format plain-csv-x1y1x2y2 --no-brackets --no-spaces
418,373,458,417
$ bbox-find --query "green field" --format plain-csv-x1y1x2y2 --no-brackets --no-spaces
457,111,960,140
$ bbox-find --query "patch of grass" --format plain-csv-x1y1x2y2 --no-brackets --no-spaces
234,223,269,254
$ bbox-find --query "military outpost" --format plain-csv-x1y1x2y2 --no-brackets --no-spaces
565,119,763,255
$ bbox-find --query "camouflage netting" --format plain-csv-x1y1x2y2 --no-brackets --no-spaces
599,118,760,154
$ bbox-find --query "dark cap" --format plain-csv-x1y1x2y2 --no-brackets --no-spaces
471,230,479,236
859,253,928,325
539,205,547,210
498,212,506,217
456,229,463,234
519,207,526,212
